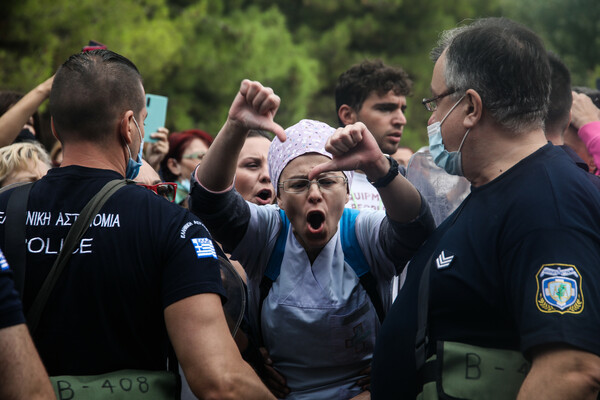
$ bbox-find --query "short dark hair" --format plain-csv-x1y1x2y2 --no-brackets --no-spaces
435,18,550,133
335,60,412,126
50,50,144,143
545,52,572,139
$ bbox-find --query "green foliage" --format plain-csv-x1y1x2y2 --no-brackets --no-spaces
500,0,600,88
0,0,596,150
163,4,320,134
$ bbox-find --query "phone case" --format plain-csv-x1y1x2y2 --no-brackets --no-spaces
144,94,168,143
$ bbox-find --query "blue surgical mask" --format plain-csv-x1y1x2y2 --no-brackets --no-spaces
125,116,144,180
427,95,471,176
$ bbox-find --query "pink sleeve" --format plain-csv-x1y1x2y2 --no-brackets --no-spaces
578,121,600,175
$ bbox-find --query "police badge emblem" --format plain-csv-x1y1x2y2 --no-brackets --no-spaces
536,264,584,314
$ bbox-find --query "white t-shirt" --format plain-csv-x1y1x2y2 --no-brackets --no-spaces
345,172,384,211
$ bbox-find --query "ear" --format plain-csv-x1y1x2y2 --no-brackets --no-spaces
50,117,60,141
276,191,287,212
463,89,483,129
120,110,135,145
166,157,181,177
338,105,358,126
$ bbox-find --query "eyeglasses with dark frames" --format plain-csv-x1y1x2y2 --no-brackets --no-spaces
137,182,178,202
422,88,458,112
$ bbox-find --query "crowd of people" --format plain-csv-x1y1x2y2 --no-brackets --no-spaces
0,16,598,400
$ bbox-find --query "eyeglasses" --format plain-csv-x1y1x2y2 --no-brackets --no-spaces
182,152,206,161
422,88,458,112
279,176,348,194
137,182,177,202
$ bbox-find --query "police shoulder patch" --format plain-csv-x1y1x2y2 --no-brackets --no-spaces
536,264,583,314
191,238,217,260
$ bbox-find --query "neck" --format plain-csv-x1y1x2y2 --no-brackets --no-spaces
306,248,321,264
60,141,128,177
464,123,548,187
545,133,564,146
292,230,324,265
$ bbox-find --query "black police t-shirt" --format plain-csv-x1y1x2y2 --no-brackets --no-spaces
371,144,600,399
0,166,225,375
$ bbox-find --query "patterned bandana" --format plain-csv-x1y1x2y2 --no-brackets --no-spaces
268,119,353,192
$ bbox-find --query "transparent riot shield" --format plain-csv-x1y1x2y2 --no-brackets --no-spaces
406,149,471,226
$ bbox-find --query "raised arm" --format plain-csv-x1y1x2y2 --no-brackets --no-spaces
0,75,54,147
571,92,600,173
310,122,422,223
196,80,285,191
571,92,600,130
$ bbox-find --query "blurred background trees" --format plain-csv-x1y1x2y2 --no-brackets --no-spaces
1,0,598,150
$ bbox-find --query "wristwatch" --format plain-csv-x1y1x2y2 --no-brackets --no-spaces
369,155,399,188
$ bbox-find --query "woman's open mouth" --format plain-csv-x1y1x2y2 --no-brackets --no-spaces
306,210,326,233
255,189,273,204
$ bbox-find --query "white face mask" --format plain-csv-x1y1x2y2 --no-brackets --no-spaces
427,95,471,176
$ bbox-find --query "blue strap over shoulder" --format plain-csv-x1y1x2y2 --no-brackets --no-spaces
264,209,289,281
339,208,370,277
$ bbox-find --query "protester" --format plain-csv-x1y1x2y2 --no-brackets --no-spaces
0,76,53,146
161,129,213,206
0,248,55,399
335,60,412,211
190,79,434,399
0,50,274,399
0,141,51,188
234,130,275,205
371,17,600,399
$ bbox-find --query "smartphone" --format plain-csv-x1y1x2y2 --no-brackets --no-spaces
144,94,168,143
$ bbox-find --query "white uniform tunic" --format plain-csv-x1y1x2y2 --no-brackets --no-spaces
234,204,395,399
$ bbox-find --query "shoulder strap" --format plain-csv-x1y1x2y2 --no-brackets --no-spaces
4,182,34,298
264,208,289,281
27,179,131,333
339,208,369,276
340,208,385,323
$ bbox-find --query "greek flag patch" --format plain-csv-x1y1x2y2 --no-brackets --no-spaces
191,238,217,259
0,249,8,270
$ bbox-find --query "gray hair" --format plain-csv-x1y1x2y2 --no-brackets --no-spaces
431,18,551,134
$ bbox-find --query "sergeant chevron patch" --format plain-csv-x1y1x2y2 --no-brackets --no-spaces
436,251,454,269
